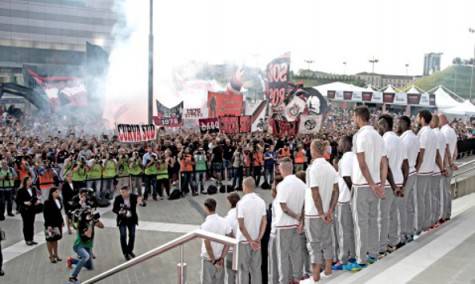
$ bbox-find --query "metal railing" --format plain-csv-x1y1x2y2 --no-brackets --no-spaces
82,229,239,284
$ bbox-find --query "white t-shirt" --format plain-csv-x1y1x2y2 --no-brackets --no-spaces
225,208,238,237
433,128,447,174
400,129,420,174
352,125,386,185
417,126,437,175
383,131,407,186
200,214,230,258
441,124,457,160
305,158,339,216
274,175,306,228
338,152,354,203
236,192,266,242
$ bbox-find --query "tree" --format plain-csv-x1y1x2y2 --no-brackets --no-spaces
452,57,463,65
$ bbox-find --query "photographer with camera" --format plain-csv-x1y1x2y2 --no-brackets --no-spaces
102,152,117,200
66,206,104,284
0,159,16,221
15,176,41,245
143,147,158,201
86,155,103,199
113,185,142,260
71,156,87,190
128,152,143,196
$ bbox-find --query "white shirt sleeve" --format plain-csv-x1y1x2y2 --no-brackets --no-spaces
275,183,289,204
419,131,429,149
308,166,319,188
260,200,267,217
355,133,366,154
340,155,353,177
236,202,244,219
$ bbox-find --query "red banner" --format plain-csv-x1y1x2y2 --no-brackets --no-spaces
362,92,373,102
343,91,353,100
407,93,421,105
207,91,243,118
219,116,239,134
383,93,395,103
269,118,298,137
327,90,336,99
239,116,251,133
429,94,436,106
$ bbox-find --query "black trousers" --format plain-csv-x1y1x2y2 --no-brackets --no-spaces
0,189,13,217
119,221,136,256
21,211,36,242
156,179,170,197
143,175,157,200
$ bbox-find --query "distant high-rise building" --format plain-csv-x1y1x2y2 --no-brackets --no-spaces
423,52,442,76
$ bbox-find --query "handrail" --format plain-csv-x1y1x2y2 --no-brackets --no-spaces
82,229,239,284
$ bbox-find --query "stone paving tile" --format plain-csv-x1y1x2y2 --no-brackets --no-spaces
409,232,475,284
3,228,203,284
0,218,45,247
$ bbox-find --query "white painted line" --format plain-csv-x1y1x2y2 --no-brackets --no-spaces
100,218,199,234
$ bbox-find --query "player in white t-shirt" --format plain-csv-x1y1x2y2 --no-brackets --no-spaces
350,106,388,269
397,115,420,242
333,135,356,271
439,114,458,220
200,198,230,284
415,110,439,233
224,193,240,284
304,139,339,282
377,114,408,255
274,157,306,284
236,177,267,284
430,115,448,227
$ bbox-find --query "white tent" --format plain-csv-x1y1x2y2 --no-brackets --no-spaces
431,86,465,110
407,86,421,94
381,84,397,93
313,81,368,96
443,100,475,116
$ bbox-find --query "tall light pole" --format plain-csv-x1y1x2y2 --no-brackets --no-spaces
147,0,154,124
405,63,409,76
343,61,347,75
369,57,379,73
304,59,314,71
469,27,475,101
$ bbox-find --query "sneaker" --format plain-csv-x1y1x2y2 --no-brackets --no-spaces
348,258,357,263
299,276,318,283
368,256,377,264
320,271,332,279
343,262,367,272
332,262,344,270
0,270,4,276
66,256,74,270
0,216,5,221
7,212,14,217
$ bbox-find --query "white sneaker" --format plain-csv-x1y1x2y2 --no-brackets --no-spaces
300,277,318,283
320,271,332,279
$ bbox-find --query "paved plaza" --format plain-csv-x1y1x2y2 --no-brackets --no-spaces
1,162,475,283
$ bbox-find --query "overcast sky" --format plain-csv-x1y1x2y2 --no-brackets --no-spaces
149,0,475,76
104,0,475,122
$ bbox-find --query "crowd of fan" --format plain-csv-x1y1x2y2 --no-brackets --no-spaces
0,105,471,282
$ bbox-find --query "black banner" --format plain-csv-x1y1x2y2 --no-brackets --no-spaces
266,53,291,113
155,100,184,127
199,118,220,134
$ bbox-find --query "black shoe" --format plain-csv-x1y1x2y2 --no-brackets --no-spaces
192,192,198,196
0,216,5,221
7,212,14,217
153,196,158,201
124,254,131,261
129,252,136,258
0,270,4,276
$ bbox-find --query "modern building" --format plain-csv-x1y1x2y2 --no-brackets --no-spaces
423,52,442,76
0,0,116,83
356,72,421,89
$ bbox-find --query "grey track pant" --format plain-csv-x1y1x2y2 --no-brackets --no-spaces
378,187,395,252
201,258,225,284
225,251,236,284
335,202,355,263
268,235,279,284
443,169,453,219
404,175,417,238
351,186,379,263
238,243,262,284
432,175,442,224
389,194,403,247
304,217,333,265
416,175,432,233
276,227,303,283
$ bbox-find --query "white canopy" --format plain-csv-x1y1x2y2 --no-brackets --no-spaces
443,100,475,116
382,84,397,93
313,81,368,96
432,86,465,110
407,86,421,94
